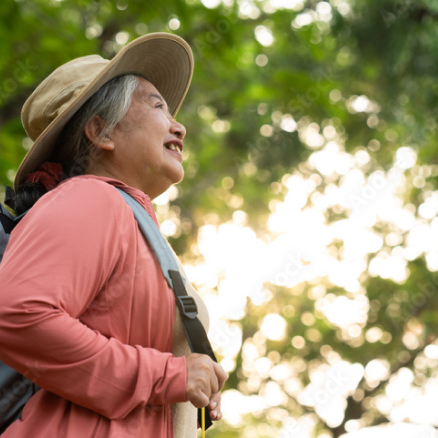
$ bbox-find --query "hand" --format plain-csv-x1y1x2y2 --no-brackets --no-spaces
185,353,228,408
208,391,222,421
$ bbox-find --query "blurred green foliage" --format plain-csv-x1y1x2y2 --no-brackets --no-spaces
2,1,438,437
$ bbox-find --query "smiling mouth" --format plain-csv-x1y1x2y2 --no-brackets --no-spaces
164,140,183,154
165,143,181,153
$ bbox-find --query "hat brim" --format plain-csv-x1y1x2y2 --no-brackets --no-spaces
15,32,193,192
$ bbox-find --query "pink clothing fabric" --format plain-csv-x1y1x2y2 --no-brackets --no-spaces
0,175,188,437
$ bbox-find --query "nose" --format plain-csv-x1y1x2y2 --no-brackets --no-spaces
170,118,186,140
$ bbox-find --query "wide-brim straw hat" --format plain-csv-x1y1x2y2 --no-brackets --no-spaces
15,32,193,192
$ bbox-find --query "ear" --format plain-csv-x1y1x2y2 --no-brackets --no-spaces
84,116,115,151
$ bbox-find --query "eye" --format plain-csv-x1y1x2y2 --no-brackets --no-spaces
155,102,165,109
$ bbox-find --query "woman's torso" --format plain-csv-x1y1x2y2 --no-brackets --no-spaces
0,175,208,438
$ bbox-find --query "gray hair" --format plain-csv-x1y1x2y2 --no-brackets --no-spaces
53,74,139,177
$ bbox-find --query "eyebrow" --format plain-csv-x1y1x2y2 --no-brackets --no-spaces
147,92,166,104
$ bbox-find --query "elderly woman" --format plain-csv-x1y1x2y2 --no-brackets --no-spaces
0,33,226,437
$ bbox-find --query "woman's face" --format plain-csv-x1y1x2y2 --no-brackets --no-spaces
97,77,186,198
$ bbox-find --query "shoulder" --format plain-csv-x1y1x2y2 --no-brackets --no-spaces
17,176,135,236
43,177,127,213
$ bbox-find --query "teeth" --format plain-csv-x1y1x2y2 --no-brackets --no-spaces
166,143,181,153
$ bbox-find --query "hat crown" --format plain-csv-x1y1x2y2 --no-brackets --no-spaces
22,55,109,141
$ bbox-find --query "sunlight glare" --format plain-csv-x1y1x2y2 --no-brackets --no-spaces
298,361,364,427
221,390,266,426
260,313,287,341
317,295,369,328
201,0,221,8
255,25,275,46
395,147,417,170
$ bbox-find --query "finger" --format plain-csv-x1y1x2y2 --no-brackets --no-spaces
209,392,221,410
209,392,222,420
191,392,210,409
209,371,219,395
209,404,221,420
213,362,228,390
208,392,222,409
190,374,211,407
210,410,222,421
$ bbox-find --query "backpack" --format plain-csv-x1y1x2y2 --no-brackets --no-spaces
0,187,216,433
0,196,39,434
0,189,16,262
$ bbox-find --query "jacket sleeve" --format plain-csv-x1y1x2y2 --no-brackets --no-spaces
0,179,187,419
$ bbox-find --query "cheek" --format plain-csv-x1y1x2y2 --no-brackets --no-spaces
155,111,172,129
140,113,169,135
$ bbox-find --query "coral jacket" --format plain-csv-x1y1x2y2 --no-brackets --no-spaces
0,176,189,437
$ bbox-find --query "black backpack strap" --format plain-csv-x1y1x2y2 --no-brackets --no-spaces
169,270,216,361
0,204,16,234
4,186,15,209
168,269,217,430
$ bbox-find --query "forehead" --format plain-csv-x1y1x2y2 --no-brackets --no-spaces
134,77,165,102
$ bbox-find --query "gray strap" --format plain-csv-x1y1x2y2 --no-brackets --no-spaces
116,188,214,430
116,188,180,288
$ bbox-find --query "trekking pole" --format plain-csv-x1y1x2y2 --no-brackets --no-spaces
201,407,205,437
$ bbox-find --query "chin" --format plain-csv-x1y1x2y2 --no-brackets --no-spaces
171,168,184,185
154,171,184,198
